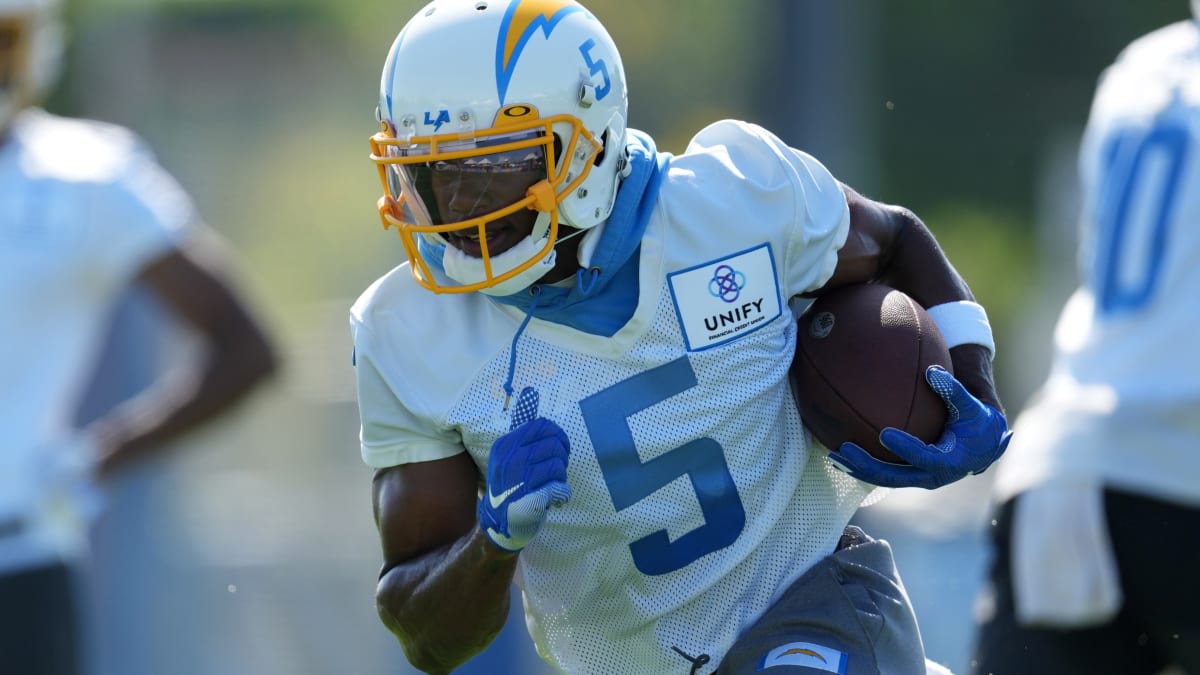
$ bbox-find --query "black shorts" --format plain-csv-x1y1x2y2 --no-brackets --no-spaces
717,526,926,675
0,561,81,675
972,489,1200,675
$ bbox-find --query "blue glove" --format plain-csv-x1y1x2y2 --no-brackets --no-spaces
478,387,571,551
828,365,1012,489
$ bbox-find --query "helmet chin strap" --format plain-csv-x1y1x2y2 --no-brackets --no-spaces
442,234,558,297
441,219,596,297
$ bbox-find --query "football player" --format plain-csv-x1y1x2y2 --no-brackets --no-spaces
351,1,1009,673
0,0,277,672
972,4,1200,673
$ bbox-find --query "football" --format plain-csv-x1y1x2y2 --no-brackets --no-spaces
790,283,952,464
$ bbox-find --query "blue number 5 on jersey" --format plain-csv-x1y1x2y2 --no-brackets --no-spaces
580,357,746,576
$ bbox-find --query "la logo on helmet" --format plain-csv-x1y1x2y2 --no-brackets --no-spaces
423,109,451,132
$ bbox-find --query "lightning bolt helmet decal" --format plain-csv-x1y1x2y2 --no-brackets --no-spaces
495,0,585,103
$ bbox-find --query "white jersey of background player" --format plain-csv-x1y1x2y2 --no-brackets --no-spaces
0,109,191,569
353,1,1009,673
993,15,1200,515
2,3,276,670
971,8,1200,670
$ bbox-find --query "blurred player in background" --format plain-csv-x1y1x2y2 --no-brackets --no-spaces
971,4,1200,674
0,0,278,672
351,1,1009,673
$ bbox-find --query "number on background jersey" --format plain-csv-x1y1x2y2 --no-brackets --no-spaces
580,357,745,576
1092,118,1190,314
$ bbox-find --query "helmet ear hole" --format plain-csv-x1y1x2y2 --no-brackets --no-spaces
594,130,608,166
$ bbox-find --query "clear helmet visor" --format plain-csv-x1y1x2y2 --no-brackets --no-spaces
383,130,549,238
369,115,590,294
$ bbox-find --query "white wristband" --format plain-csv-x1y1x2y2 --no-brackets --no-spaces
926,301,995,359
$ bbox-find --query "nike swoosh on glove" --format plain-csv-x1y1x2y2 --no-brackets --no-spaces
478,387,571,551
828,365,1012,489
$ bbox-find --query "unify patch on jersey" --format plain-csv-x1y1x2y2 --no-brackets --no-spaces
667,244,782,351
757,641,848,673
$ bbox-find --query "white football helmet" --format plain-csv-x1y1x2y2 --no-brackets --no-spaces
370,0,628,295
0,0,62,132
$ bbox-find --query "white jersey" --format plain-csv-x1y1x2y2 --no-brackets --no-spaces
352,120,872,673
994,21,1200,507
0,109,193,572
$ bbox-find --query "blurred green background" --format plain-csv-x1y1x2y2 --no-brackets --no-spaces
56,0,1189,405
52,1,1191,674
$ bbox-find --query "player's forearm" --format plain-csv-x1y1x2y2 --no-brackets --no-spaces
948,344,1003,414
873,211,1006,413
821,189,976,309
874,208,977,309
377,528,519,674
89,329,277,476
874,214,1004,410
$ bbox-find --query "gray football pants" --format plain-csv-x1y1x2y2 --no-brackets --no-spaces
716,526,927,674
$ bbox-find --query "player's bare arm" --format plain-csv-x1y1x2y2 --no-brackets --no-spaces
373,453,518,675
88,239,277,476
818,184,1001,412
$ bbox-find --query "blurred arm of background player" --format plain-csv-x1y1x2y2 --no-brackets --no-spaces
86,230,279,479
